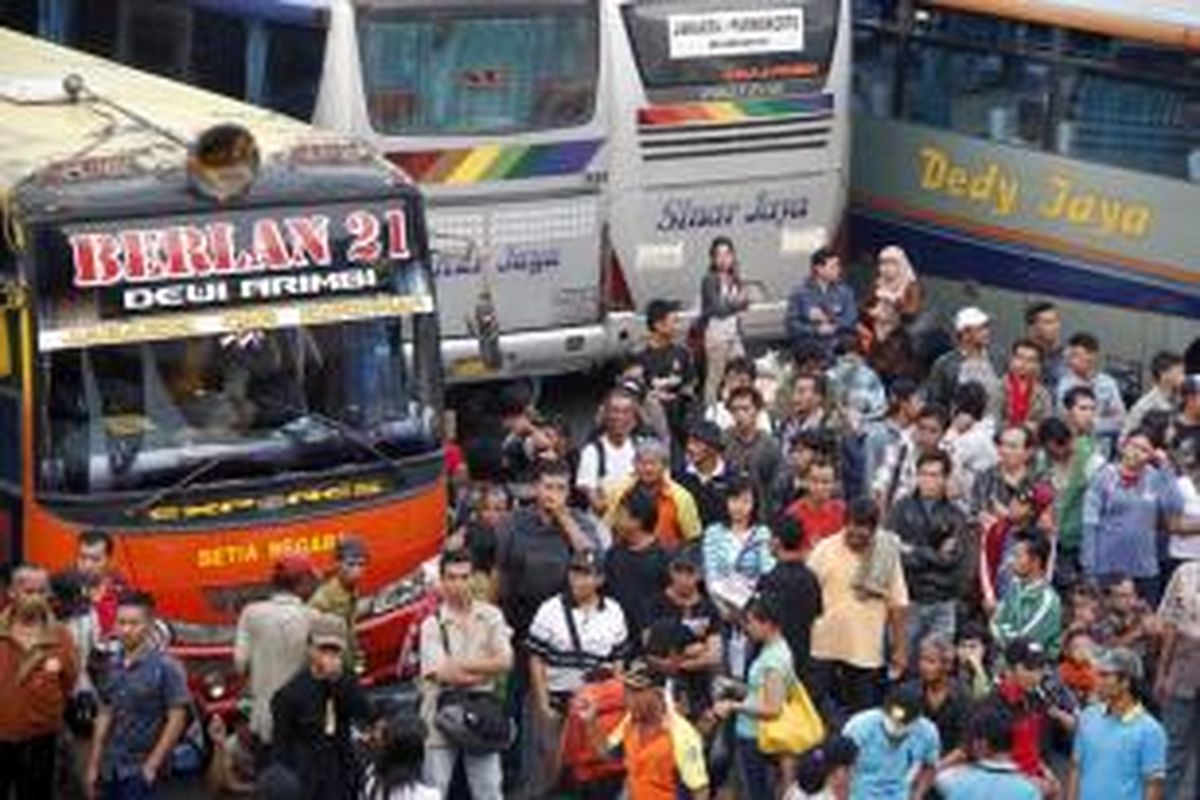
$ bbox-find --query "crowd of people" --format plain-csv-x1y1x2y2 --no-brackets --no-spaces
1,239,1198,800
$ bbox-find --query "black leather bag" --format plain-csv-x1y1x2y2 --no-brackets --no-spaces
431,613,514,754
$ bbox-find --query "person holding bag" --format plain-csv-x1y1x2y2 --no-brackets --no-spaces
419,550,514,799
714,596,824,798
698,236,750,408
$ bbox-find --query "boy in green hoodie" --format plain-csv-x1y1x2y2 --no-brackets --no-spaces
992,532,1063,659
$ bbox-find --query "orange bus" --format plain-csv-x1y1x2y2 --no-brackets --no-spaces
0,29,445,704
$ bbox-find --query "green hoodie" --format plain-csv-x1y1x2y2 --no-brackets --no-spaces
992,577,1063,659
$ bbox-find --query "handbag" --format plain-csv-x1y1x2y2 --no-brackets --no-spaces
756,668,825,756
432,612,515,754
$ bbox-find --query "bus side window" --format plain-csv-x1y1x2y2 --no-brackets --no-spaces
901,13,1053,150
190,8,247,101
118,0,190,81
260,20,326,122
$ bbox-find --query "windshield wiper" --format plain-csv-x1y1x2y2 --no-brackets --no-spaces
280,409,408,478
123,450,243,520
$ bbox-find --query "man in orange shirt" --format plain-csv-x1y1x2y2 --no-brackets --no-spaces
579,661,710,800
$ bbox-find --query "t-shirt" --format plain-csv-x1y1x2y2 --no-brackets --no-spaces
526,595,629,695
605,544,670,647
735,637,793,740
1072,703,1167,800
844,709,940,800
495,507,601,638
808,533,909,669
576,435,637,494
785,499,847,548
934,760,1039,800
1156,561,1200,698
621,724,676,800
647,591,722,713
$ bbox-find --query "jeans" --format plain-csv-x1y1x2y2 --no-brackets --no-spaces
0,734,57,800
1163,694,1200,800
735,736,775,800
906,600,957,669
425,745,503,800
809,660,882,730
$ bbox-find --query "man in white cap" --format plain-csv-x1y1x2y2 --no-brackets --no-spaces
927,307,1000,410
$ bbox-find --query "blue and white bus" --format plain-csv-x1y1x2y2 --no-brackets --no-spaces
850,0,1200,379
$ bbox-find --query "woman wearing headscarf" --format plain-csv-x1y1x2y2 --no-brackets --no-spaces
872,246,922,322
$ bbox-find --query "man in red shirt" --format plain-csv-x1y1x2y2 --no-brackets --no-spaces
991,638,1072,797
76,530,126,640
996,339,1053,428
785,457,845,550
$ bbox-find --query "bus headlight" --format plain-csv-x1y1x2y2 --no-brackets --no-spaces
165,620,237,647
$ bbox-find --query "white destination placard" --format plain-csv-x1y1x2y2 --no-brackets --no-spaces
668,9,805,59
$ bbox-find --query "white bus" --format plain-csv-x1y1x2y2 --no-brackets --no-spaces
9,0,853,380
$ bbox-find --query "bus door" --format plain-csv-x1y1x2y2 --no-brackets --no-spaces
349,0,607,378
608,0,849,339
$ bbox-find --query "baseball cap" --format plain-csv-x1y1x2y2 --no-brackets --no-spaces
797,735,860,793
954,306,990,332
309,614,348,651
1005,638,1047,670
687,419,724,451
335,536,369,564
273,553,317,583
623,659,666,690
669,545,702,572
568,549,603,574
616,375,648,403
1182,374,1200,397
1094,646,1143,682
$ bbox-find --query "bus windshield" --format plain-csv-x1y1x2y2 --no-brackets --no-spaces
622,0,839,93
39,319,439,496
357,0,599,135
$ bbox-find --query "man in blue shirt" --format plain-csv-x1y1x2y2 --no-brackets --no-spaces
1067,647,1167,800
785,248,857,362
86,591,190,800
843,686,939,800
936,700,1038,800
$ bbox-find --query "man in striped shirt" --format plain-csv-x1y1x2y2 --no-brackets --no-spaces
526,549,629,796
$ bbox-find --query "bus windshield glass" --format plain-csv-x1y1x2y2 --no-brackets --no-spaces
357,0,599,135
622,0,839,93
32,204,441,497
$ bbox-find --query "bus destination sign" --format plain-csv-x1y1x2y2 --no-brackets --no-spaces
65,205,413,316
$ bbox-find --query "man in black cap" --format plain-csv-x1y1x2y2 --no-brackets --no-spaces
674,419,730,529
309,537,368,672
270,615,370,800
637,299,697,457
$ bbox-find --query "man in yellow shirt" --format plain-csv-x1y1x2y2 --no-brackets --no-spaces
808,498,909,718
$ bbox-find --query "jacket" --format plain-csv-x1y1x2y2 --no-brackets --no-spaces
699,272,745,324
991,578,1063,658
604,476,703,547
785,279,857,349
887,495,969,604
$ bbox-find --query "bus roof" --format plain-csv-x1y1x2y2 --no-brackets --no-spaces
926,0,1200,50
0,27,409,217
